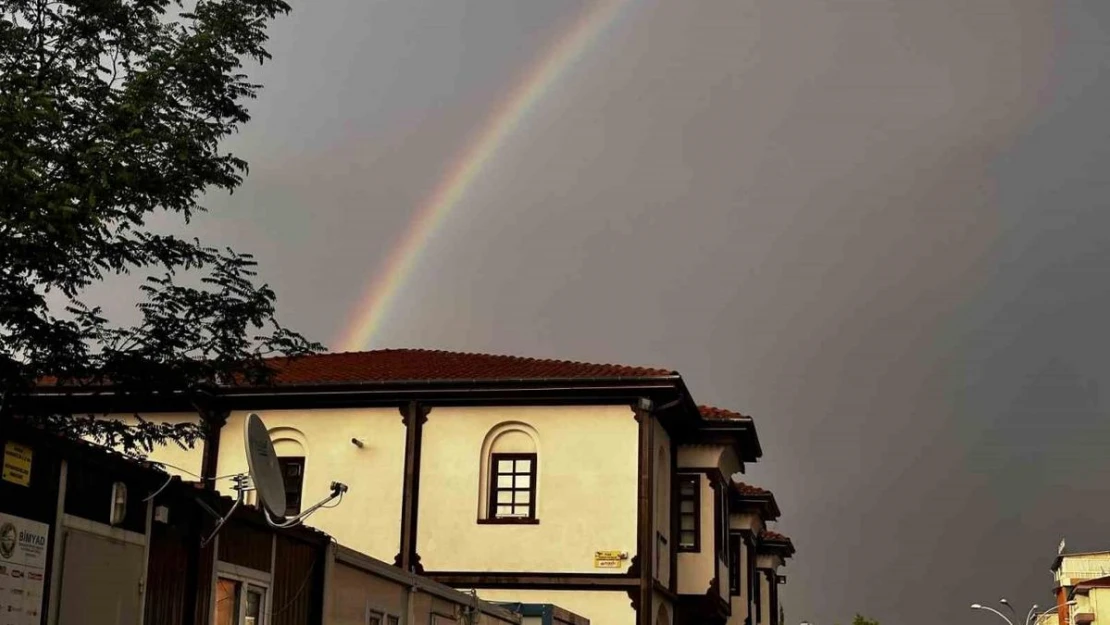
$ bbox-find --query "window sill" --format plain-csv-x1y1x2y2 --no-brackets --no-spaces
477,518,540,525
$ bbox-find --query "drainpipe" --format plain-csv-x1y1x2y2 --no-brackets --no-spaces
406,568,418,625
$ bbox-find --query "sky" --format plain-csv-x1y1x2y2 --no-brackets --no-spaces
87,0,1110,624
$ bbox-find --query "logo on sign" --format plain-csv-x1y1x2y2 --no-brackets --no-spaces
0,522,15,559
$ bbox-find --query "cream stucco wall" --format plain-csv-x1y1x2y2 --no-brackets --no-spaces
676,473,714,595
652,590,674,625
726,537,753,625
759,570,771,625
474,589,634,625
676,445,740,598
98,412,205,479
214,408,407,561
730,511,764,534
1087,589,1110,625
417,405,638,573
1056,554,1110,588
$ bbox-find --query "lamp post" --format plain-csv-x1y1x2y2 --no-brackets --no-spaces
971,601,1077,625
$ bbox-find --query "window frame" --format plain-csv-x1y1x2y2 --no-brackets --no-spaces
716,479,729,561
729,532,743,596
214,573,269,625
677,474,701,552
277,456,305,517
483,452,538,524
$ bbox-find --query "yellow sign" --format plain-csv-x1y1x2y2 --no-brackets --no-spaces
594,551,625,569
2,442,32,487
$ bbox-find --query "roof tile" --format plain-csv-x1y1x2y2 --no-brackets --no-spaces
733,481,772,496
267,349,673,385
699,405,751,421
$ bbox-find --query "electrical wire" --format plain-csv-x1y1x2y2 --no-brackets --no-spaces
143,473,175,502
266,551,320,618
148,460,245,482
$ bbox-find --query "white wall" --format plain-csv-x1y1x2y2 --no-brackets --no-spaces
417,405,638,573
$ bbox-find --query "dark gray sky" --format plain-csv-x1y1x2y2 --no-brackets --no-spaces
91,1,1110,624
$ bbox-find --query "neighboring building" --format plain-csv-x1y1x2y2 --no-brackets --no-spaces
494,603,591,625
724,482,795,625
27,348,786,625
1053,552,1110,625
754,531,794,625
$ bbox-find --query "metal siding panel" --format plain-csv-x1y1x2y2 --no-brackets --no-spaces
144,522,189,625
217,519,273,572
271,534,324,625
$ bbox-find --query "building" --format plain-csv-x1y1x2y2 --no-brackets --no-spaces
1053,552,1110,625
26,348,792,625
1047,552,1110,625
0,419,585,625
726,482,794,625
1066,577,1110,625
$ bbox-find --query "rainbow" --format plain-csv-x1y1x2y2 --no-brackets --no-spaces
336,0,639,351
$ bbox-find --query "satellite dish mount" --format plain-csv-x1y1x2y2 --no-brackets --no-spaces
201,413,348,545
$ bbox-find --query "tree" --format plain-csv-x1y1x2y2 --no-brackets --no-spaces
0,0,322,453
852,614,880,625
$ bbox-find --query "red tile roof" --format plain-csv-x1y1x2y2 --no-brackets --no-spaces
730,480,781,519
266,349,674,385
733,481,772,496
699,405,751,421
760,530,796,556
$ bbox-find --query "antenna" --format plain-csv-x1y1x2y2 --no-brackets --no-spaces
243,413,349,530
245,412,287,517
200,413,350,545
1059,538,1067,556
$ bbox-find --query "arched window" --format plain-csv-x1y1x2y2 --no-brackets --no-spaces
269,427,307,517
656,604,671,625
478,423,539,523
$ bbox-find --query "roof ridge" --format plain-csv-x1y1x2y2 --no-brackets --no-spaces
267,348,675,374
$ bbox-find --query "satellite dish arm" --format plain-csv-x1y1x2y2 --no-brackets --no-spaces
201,485,246,547
262,481,348,529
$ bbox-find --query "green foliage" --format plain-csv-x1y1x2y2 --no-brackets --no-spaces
852,614,880,625
0,0,322,452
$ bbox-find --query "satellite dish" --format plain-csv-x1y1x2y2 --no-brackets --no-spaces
244,413,287,517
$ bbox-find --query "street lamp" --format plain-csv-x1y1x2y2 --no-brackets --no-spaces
971,601,1078,625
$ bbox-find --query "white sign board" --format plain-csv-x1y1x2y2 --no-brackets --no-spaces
0,513,49,625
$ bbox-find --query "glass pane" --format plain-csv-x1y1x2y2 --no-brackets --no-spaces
215,579,240,625
680,515,695,531
496,505,512,517
497,459,513,473
680,481,695,496
516,491,530,504
388,617,399,625
680,531,696,546
497,475,513,488
680,500,695,514
514,475,530,489
511,505,529,516
368,616,381,625
245,588,262,625
516,459,532,472
497,491,512,504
